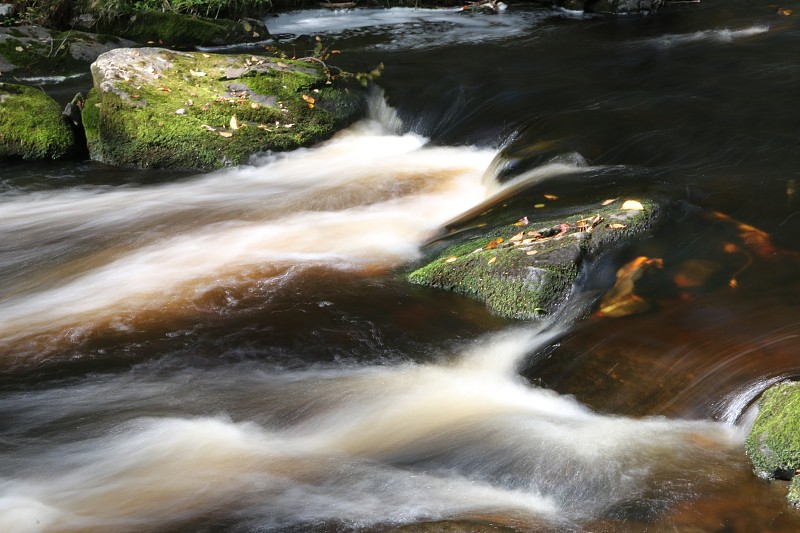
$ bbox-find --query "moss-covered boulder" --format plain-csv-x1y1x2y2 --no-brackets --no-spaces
0,25,135,77
746,382,800,480
408,195,662,320
83,47,364,170
0,82,77,159
78,12,268,48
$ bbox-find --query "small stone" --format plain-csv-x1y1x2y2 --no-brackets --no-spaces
175,108,186,115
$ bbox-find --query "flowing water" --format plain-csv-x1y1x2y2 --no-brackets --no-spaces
2,1,800,531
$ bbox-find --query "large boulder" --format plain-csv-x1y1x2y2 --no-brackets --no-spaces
0,82,77,159
408,186,663,320
74,12,269,48
82,47,365,170
746,381,800,507
0,25,135,76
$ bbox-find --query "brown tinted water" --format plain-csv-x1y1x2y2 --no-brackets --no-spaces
2,2,800,531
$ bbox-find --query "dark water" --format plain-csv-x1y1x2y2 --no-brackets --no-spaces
2,1,800,531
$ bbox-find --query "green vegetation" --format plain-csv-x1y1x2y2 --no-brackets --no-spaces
0,82,77,159
83,48,363,169
746,381,800,480
790,476,800,508
12,0,275,28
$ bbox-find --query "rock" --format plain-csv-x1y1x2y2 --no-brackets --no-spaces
550,0,664,14
408,187,663,320
0,25,135,76
790,476,800,508
80,12,270,48
0,82,77,159
746,381,800,480
82,47,364,170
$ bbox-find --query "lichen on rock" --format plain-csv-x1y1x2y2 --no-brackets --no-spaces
83,47,365,170
0,82,77,159
408,194,662,320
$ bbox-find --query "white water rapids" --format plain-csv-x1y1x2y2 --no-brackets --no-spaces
0,94,745,532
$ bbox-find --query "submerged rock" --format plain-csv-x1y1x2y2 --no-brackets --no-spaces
746,382,800,504
0,82,77,159
408,190,663,320
83,47,364,170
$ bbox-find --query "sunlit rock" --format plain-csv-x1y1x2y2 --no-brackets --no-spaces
0,82,78,159
408,186,663,320
83,47,365,170
746,381,800,506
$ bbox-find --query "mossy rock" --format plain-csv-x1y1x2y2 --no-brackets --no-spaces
745,381,800,480
91,12,268,48
0,25,134,77
0,82,77,159
408,195,662,320
790,476,800,507
83,47,364,170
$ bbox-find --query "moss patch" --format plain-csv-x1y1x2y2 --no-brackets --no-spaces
789,476,800,508
96,12,266,48
408,197,661,320
746,381,800,480
83,47,364,170
0,82,77,159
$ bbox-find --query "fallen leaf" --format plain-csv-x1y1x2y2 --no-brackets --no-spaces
534,203,546,208
544,194,559,200
596,256,663,318
302,94,316,105
513,216,529,226
487,257,497,265
200,124,216,131
602,198,617,206
621,200,644,211
251,102,259,109
509,232,525,243
15,46,23,52
485,237,504,250
190,69,206,77
157,86,172,92
526,250,538,256
230,115,240,130
175,108,186,115
445,256,458,263
778,8,793,16
607,223,626,229
218,131,233,138
202,53,211,58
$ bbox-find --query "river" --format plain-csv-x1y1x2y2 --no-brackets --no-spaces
1,1,800,531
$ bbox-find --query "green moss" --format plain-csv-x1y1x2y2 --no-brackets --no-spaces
83,49,363,169
746,382,800,479
789,476,800,507
100,12,262,47
408,198,660,320
0,82,76,159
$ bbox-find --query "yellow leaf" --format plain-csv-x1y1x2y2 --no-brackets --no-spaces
445,256,458,263
778,8,792,16
509,232,524,242
230,115,240,130
218,131,233,138
485,237,504,250
534,203,546,208
302,94,316,104
607,223,626,229
544,194,558,200
487,257,497,265
621,200,644,211
602,198,617,206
